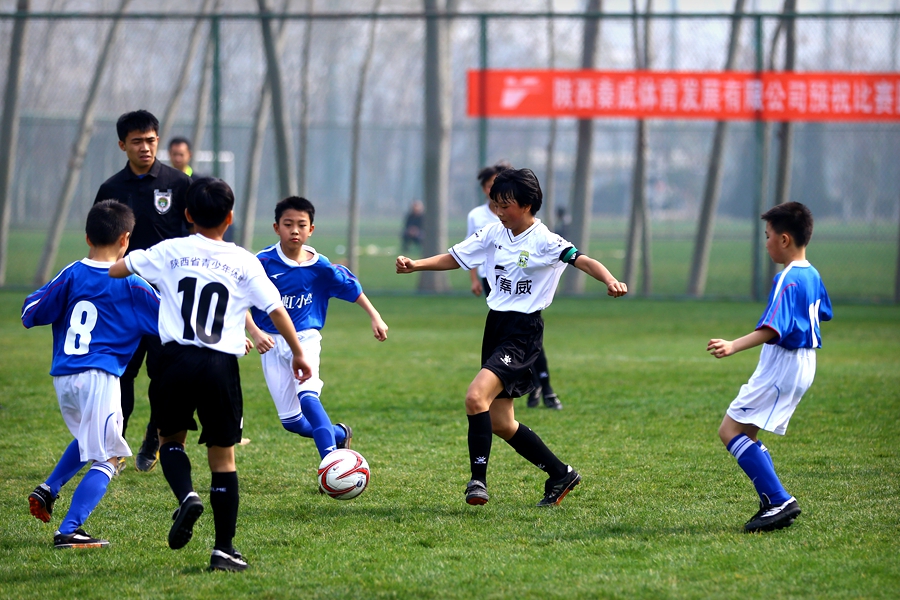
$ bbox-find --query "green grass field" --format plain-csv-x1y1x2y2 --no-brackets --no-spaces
1,289,898,599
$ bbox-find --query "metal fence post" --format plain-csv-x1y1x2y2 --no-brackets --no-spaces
752,13,765,302
478,14,487,173
212,14,221,179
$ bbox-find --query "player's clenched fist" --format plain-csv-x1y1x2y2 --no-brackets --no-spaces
707,338,734,359
396,255,416,273
607,281,628,298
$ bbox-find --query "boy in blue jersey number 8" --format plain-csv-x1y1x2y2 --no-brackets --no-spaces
22,200,160,549
246,196,388,464
708,201,832,533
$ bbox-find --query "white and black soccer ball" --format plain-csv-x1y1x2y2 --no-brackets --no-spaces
317,449,370,500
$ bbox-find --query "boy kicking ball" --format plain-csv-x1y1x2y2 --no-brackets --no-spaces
23,200,160,548
110,177,312,571
708,201,832,533
396,168,626,506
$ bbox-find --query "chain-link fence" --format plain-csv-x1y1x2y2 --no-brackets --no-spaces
1,1,898,301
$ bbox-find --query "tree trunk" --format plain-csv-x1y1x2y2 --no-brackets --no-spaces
0,0,29,285
418,0,451,292
34,0,131,285
297,0,314,197
686,0,745,297
239,4,292,250
347,0,381,275
563,0,602,295
192,30,214,156
159,0,216,147
258,0,297,199
543,0,557,232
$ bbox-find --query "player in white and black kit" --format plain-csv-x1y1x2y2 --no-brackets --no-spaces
110,178,312,572
397,168,627,507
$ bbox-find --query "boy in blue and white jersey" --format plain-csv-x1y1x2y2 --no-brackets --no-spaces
246,196,388,461
22,200,160,549
708,201,833,533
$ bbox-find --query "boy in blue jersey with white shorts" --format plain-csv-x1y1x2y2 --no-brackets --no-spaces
22,200,160,548
110,178,313,572
397,168,627,507
708,201,832,533
245,196,388,462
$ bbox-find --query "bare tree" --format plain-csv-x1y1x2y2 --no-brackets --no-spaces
159,0,216,147
563,0,602,294
543,0,557,232
259,0,298,199
686,0,745,297
34,0,131,285
0,0,29,285
419,0,452,292
347,1,382,275
298,0,314,197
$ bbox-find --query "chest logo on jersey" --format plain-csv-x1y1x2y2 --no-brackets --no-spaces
154,189,173,214
282,293,312,309
517,251,530,268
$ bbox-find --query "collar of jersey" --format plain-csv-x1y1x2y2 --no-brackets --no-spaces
786,260,810,268
505,218,541,242
81,257,114,268
276,242,318,267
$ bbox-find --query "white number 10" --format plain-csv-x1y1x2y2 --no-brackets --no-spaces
64,300,98,355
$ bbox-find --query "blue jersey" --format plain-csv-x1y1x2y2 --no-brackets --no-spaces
250,243,363,334
22,259,160,377
757,260,833,350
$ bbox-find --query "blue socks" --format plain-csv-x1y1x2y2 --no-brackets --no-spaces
46,439,87,496
281,414,347,448
58,461,115,535
727,434,791,505
299,392,337,459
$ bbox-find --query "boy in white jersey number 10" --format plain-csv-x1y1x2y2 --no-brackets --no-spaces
708,201,832,533
110,178,312,572
397,168,627,507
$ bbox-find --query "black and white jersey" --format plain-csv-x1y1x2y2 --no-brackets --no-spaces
125,234,283,356
450,220,573,314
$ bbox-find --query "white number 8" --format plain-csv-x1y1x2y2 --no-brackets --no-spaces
64,300,98,355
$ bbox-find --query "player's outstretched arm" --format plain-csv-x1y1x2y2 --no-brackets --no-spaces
396,253,460,274
572,254,628,297
268,306,313,382
108,258,133,278
707,327,777,359
245,312,275,354
355,293,388,341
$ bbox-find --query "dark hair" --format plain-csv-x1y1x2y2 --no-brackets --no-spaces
186,177,234,228
489,168,543,215
86,200,135,246
116,110,159,142
477,161,512,187
275,196,315,225
168,136,191,151
761,201,814,248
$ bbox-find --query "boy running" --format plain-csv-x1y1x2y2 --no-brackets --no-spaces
23,200,160,548
110,178,312,571
708,201,832,532
246,196,388,461
397,168,627,506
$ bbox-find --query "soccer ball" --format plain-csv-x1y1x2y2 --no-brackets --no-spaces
318,449,370,500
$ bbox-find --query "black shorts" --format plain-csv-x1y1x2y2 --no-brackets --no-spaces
150,343,243,447
481,309,543,399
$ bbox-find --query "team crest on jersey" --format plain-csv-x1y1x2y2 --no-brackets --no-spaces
517,251,530,268
154,189,173,214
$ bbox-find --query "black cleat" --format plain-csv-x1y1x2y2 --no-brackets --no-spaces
527,386,542,408
209,547,248,572
168,493,204,550
537,466,581,506
28,484,58,523
543,393,563,410
744,497,801,533
336,423,353,449
465,479,489,505
134,436,159,472
54,528,109,549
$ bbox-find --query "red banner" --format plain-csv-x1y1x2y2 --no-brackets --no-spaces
467,70,900,121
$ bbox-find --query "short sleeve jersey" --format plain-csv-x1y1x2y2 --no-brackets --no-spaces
450,220,573,314
21,259,160,377
250,243,363,335
125,234,283,355
757,260,833,350
466,203,500,279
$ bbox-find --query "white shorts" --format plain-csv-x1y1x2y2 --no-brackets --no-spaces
727,344,817,435
53,370,132,462
260,330,324,420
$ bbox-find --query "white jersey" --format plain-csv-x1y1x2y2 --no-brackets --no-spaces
125,234,283,355
450,219,573,314
466,203,500,278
